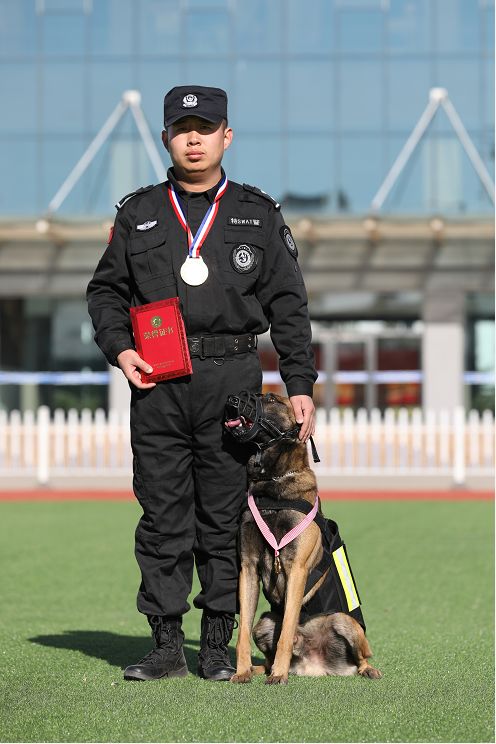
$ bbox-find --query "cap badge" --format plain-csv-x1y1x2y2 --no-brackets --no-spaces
231,244,257,273
182,94,198,108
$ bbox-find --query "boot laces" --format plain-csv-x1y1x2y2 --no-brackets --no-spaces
207,614,229,648
137,616,181,665
202,614,237,664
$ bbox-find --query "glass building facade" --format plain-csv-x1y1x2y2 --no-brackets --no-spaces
0,0,494,217
0,0,493,415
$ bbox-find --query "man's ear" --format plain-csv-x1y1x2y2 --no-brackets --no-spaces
161,129,169,152
223,126,233,152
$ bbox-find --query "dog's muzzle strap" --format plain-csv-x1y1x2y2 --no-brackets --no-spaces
252,426,320,466
294,424,320,463
309,435,320,463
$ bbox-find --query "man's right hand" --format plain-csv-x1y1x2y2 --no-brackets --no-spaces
117,349,156,390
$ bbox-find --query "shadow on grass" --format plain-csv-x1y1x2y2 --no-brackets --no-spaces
29,632,265,674
29,631,205,672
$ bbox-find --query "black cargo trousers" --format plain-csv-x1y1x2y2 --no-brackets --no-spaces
130,348,262,618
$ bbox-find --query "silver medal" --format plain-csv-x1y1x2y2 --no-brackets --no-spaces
180,256,209,286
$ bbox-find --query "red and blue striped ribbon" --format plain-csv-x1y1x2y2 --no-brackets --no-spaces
168,174,228,258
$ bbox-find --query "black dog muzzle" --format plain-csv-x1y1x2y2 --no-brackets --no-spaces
224,390,320,466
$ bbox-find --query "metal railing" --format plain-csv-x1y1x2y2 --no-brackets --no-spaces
0,406,493,487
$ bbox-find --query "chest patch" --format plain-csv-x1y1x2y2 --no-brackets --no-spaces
136,220,158,231
227,216,263,228
280,225,298,258
230,244,258,273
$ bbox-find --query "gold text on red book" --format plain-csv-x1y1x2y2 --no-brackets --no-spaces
143,326,174,340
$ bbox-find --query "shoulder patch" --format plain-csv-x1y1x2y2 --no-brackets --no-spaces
242,183,280,210
279,225,298,258
115,184,154,211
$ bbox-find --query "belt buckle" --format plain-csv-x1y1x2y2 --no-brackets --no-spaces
199,336,207,360
247,334,257,351
189,337,202,358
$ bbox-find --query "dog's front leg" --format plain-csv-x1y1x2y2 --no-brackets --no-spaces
266,562,308,685
231,559,260,684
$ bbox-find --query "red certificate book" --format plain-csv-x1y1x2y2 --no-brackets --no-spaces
130,298,192,383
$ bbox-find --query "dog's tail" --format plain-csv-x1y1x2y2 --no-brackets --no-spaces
252,611,283,672
252,611,281,653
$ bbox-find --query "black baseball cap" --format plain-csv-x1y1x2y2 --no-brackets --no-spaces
163,85,228,128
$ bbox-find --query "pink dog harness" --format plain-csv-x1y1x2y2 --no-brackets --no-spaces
247,489,319,574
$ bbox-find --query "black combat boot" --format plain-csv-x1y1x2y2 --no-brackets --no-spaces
197,611,236,681
124,615,188,681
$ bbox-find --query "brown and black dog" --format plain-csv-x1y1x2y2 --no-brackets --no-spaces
224,391,381,685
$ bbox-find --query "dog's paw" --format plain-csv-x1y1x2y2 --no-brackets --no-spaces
230,670,253,684
359,665,382,679
265,673,288,685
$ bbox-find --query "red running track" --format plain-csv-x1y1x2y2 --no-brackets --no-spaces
0,489,493,502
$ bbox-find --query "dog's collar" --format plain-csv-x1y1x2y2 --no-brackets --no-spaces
271,469,299,482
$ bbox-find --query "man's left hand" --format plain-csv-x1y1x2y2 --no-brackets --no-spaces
289,395,316,443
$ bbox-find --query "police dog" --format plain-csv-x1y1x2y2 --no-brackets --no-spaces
224,391,381,685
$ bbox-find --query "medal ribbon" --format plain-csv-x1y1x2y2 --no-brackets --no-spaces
247,489,319,561
168,174,228,258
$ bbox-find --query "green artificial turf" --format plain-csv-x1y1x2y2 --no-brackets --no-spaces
0,498,493,743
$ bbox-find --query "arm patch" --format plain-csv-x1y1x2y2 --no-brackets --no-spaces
280,225,298,258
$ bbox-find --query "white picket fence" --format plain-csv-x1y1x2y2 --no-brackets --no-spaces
0,406,494,487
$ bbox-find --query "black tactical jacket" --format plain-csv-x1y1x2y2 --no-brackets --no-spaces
86,170,317,397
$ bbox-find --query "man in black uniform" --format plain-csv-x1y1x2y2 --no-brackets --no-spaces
87,86,317,682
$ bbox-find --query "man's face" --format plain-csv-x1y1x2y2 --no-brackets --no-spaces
162,116,233,177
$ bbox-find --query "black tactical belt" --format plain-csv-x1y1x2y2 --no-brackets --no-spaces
187,333,257,359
